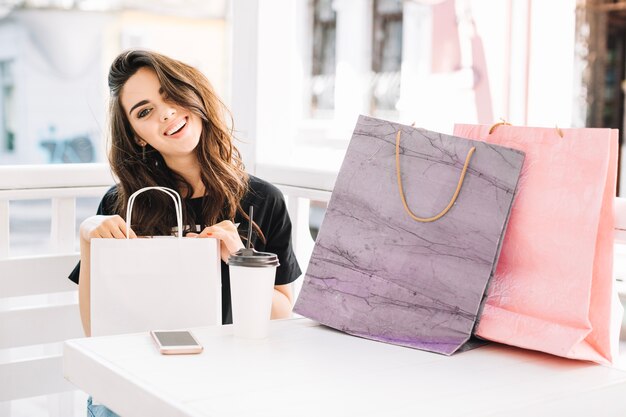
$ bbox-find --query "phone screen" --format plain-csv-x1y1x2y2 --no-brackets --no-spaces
153,331,199,347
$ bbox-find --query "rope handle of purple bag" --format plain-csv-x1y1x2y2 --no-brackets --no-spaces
125,186,183,239
397,118,563,222
395,130,476,223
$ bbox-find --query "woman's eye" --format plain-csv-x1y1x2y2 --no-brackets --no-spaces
138,108,152,118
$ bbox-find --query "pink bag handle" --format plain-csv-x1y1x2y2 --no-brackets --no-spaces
126,187,183,239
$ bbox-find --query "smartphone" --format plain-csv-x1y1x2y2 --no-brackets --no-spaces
150,330,204,355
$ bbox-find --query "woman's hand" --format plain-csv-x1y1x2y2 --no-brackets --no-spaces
79,215,137,243
186,220,244,263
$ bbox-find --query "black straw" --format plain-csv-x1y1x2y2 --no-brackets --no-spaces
246,205,253,250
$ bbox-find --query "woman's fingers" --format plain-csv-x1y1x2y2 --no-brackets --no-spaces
195,228,213,238
197,220,237,236
106,216,131,239
195,221,245,262
110,222,127,239
81,215,136,241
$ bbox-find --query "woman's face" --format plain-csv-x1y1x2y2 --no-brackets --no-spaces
120,67,203,160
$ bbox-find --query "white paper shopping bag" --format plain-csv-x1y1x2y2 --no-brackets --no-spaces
90,187,221,336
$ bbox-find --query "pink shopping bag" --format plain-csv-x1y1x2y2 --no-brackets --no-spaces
453,124,623,364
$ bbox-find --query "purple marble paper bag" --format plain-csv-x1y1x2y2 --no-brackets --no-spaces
294,115,525,355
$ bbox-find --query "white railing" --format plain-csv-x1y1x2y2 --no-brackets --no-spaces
0,163,332,263
0,164,114,416
0,163,331,416
0,164,116,259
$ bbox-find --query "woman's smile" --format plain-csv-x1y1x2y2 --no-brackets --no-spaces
164,116,188,138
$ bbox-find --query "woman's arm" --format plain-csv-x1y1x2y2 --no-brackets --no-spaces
271,284,293,319
191,222,295,319
78,237,92,336
77,215,135,337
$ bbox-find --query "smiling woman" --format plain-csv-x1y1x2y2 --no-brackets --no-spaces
67,49,302,415
65,48,302,390
70,49,301,328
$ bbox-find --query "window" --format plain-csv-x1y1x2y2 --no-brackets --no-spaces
311,0,337,117
371,0,402,116
0,60,15,153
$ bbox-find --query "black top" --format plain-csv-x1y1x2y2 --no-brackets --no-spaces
68,175,302,324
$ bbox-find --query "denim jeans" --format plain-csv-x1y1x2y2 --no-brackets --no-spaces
87,396,121,417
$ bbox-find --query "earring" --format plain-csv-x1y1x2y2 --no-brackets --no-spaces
139,142,146,161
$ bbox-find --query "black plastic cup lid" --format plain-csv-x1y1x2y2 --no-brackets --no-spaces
228,248,280,267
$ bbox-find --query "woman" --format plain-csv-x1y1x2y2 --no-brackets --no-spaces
69,49,301,338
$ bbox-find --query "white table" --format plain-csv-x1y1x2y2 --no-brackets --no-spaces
63,318,626,417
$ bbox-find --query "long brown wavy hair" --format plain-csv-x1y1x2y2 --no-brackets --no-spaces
107,49,259,239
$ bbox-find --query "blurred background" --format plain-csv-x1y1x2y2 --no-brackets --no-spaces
0,1,624,167
4,0,626,253
0,0,229,166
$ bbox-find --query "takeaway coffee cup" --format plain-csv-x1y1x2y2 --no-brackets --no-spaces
228,248,280,339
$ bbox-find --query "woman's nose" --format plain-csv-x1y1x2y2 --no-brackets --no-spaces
161,106,176,122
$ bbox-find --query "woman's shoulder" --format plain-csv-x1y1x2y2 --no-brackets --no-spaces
246,175,283,203
103,184,119,197
98,184,120,215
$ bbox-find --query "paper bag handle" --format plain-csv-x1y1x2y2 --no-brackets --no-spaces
395,130,476,223
126,186,183,239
